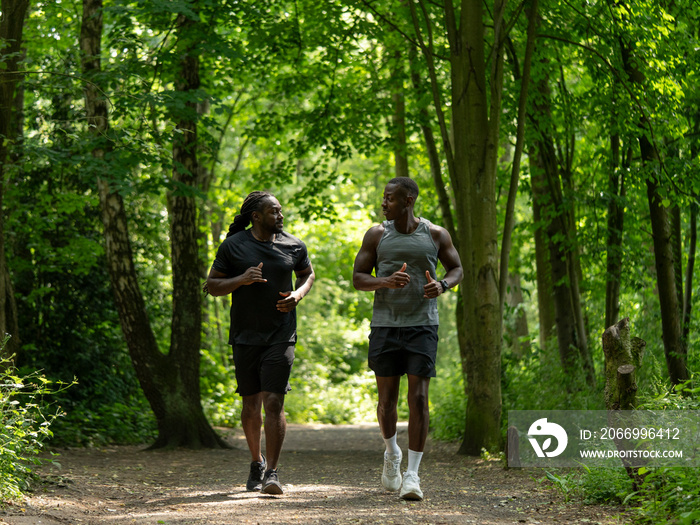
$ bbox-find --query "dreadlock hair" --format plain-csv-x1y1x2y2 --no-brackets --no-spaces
226,191,273,237
387,177,419,199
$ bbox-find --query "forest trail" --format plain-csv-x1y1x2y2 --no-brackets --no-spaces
1,423,627,524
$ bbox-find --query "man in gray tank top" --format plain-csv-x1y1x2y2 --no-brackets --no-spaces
353,177,463,500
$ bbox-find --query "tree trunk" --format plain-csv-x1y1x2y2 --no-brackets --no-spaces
528,53,595,384
602,318,647,488
530,159,556,349
390,50,409,179
499,0,538,322
410,0,534,453
682,204,697,341
505,273,530,357
0,0,29,361
81,0,227,449
614,6,689,385
409,47,456,241
602,317,645,410
604,133,628,329
451,0,503,455
646,175,689,384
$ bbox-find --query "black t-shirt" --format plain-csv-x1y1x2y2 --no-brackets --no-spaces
212,229,311,345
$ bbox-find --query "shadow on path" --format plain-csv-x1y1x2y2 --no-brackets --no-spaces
0,423,628,525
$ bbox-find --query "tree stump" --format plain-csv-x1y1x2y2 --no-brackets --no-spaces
602,317,645,410
602,318,647,489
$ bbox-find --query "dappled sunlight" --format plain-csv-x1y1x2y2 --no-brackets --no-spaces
6,425,626,524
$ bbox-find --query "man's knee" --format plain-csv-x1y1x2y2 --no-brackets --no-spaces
408,389,429,412
241,395,262,415
263,392,285,414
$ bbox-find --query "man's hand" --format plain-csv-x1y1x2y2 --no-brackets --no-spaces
423,270,442,299
242,262,267,285
277,291,300,312
385,262,410,289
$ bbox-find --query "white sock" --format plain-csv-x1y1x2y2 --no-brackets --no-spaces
384,434,401,457
407,449,423,473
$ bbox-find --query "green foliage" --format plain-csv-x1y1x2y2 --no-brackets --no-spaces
631,467,700,525
545,382,700,523
49,395,156,447
1,338,67,501
618,384,700,523
428,299,466,442
286,367,377,424
541,467,633,505
429,360,465,442
5,159,159,446
502,339,605,415
6,14,700,525
200,345,242,428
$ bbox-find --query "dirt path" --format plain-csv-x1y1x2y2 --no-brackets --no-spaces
1,423,627,524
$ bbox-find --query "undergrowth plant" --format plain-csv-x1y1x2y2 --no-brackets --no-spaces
623,378,700,524
1,335,69,501
558,378,700,524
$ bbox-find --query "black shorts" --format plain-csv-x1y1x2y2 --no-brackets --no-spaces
367,326,439,378
232,342,295,396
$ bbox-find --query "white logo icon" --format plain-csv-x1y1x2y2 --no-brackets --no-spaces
527,418,568,458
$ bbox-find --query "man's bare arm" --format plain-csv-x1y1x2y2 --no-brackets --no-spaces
353,226,411,291
423,226,463,298
277,264,316,312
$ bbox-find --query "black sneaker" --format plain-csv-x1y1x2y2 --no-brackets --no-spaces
261,468,283,495
246,454,266,491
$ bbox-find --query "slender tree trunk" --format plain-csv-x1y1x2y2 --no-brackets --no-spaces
646,175,689,384
604,131,627,329
528,54,595,384
499,0,538,319
505,272,530,357
409,47,456,241
410,0,527,452
157,7,222,449
682,203,697,341
81,0,227,448
0,0,28,361
390,50,409,179
530,153,556,349
615,26,689,384
684,115,700,340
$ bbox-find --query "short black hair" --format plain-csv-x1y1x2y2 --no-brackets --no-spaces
387,177,419,199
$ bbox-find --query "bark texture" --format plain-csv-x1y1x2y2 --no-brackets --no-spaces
602,317,645,410
81,0,225,448
615,4,689,385
604,135,628,329
528,51,594,384
0,0,28,360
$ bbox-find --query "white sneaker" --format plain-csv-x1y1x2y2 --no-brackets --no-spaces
399,470,423,500
381,451,402,491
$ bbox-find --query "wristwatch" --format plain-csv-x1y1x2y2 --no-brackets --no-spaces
440,280,449,293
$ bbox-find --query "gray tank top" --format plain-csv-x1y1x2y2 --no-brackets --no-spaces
372,218,440,327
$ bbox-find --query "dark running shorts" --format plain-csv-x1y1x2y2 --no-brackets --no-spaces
232,342,295,396
367,326,439,378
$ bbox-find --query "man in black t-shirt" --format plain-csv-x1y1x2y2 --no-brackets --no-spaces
207,191,315,495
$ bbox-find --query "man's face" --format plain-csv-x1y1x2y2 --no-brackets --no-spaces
381,184,410,221
256,197,284,234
